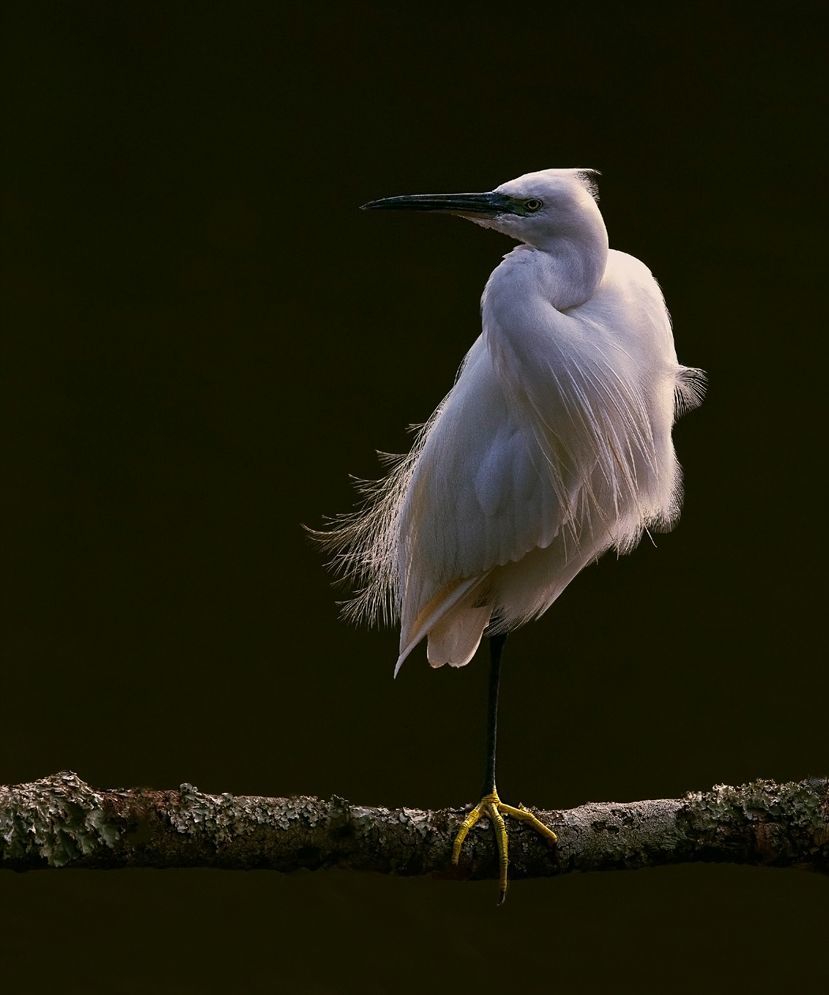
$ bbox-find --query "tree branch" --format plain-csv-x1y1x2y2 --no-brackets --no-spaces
2,772,828,879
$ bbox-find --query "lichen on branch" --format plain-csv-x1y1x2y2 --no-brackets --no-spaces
1,772,827,879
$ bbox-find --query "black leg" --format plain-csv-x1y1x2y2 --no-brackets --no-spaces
452,629,555,905
481,632,507,796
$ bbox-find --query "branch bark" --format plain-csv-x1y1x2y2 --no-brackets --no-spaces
2,772,828,879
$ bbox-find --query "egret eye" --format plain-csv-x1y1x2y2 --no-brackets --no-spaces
524,198,543,212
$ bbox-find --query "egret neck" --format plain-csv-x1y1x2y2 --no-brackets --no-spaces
484,219,609,317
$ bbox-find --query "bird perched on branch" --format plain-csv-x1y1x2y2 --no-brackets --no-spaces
317,168,704,903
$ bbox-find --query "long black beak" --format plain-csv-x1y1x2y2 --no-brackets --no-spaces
360,191,512,215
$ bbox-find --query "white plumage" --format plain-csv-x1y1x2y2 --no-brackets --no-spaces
321,168,704,675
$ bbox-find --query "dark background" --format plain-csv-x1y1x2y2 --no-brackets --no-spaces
1,3,825,992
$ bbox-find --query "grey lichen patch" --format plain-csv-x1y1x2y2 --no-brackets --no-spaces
346,805,377,832
0,771,119,868
399,808,432,839
165,784,325,852
678,778,829,868
168,782,232,839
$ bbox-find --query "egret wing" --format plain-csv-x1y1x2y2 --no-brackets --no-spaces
397,337,575,594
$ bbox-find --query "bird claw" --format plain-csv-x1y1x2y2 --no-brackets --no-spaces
451,787,558,905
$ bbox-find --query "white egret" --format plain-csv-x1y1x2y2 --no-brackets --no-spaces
319,168,704,903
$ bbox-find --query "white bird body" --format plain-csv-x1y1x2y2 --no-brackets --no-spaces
324,169,703,675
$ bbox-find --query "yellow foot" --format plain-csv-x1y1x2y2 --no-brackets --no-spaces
451,787,558,905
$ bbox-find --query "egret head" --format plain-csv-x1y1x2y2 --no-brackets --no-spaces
362,168,604,251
